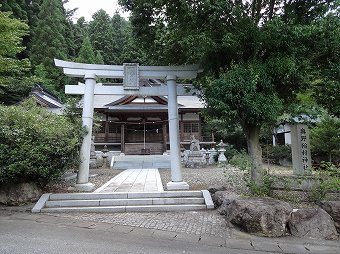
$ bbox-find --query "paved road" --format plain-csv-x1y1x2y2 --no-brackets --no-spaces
0,213,257,254
0,210,339,254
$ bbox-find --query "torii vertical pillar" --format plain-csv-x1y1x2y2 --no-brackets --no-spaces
73,73,96,192
166,75,189,190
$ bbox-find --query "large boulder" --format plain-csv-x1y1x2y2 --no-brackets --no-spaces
0,182,42,206
220,197,292,237
288,208,338,240
319,201,340,233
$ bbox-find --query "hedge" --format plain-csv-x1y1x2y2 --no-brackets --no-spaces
0,100,82,186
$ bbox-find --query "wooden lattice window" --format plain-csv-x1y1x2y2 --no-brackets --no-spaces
183,122,199,133
108,123,120,133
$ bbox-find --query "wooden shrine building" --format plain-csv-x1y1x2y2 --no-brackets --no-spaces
91,79,214,155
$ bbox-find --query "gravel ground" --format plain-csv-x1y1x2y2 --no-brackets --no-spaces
44,167,123,193
159,165,249,193
45,164,249,193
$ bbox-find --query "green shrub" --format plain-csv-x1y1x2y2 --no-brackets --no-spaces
247,172,275,197
0,100,82,186
263,144,291,164
308,162,340,202
224,146,239,160
311,116,340,163
229,150,252,171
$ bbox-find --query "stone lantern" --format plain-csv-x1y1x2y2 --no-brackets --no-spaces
204,149,211,165
216,140,227,166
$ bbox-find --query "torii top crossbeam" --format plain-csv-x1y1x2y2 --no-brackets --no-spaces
54,59,202,79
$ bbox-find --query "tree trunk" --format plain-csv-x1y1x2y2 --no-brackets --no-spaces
268,0,275,20
241,123,264,182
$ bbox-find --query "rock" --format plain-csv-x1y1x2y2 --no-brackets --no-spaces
288,208,338,239
89,159,98,169
214,191,239,212
5,182,42,206
319,201,340,233
0,188,7,204
221,197,292,237
208,186,227,194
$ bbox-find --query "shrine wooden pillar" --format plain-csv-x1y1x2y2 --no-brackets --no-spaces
162,120,167,153
121,123,125,154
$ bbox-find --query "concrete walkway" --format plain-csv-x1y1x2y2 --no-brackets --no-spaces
94,168,164,193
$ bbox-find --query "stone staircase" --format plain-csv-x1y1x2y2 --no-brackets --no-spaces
111,155,171,169
32,190,214,213
125,143,164,155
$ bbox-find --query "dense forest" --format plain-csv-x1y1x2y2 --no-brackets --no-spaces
0,0,144,102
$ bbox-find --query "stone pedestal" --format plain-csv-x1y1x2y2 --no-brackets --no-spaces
185,151,205,168
167,181,189,190
68,182,95,192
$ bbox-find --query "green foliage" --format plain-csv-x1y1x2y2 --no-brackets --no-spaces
72,16,88,55
0,0,28,20
310,15,340,117
230,150,276,197
313,80,340,117
0,100,82,186
247,172,275,197
308,162,340,202
204,120,247,151
0,7,34,104
229,151,252,171
88,9,117,64
29,0,69,95
76,36,97,64
311,116,340,162
203,62,283,126
264,145,292,164
224,146,239,161
121,22,148,64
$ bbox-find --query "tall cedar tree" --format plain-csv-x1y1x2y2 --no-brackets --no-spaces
121,22,148,64
88,9,116,64
73,17,88,56
111,12,128,63
29,0,69,96
76,36,97,64
120,0,339,181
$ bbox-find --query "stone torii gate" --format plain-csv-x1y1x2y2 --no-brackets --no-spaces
55,59,202,192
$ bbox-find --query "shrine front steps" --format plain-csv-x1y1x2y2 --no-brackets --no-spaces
32,190,214,213
111,155,171,169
